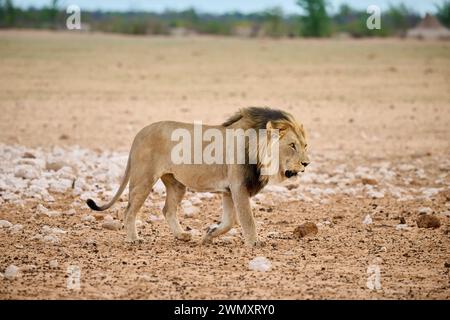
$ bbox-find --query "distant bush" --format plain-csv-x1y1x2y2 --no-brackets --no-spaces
435,0,450,27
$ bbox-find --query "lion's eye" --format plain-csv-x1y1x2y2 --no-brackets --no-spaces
289,143,296,150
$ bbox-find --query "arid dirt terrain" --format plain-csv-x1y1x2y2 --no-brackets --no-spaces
0,30,449,299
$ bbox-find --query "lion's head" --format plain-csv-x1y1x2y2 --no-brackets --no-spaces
223,107,310,195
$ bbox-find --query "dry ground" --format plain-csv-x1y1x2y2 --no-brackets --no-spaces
0,30,449,299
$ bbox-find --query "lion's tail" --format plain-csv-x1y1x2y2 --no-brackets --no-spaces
86,156,131,212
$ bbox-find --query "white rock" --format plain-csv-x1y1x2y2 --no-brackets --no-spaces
4,264,20,280
10,224,23,234
30,234,43,241
228,228,239,236
149,214,164,222
249,256,272,272
152,179,166,195
65,208,76,216
395,224,409,231
182,200,199,217
0,220,13,228
81,214,95,222
183,205,199,217
422,188,441,199
363,214,373,225
418,207,432,214
189,196,202,205
102,220,121,231
42,234,60,244
14,165,40,180
37,204,49,214
367,190,384,199
189,228,202,237
49,179,73,193
42,225,66,235
197,192,214,199
103,214,114,222
49,260,59,269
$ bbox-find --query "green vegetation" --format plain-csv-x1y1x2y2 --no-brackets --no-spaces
297,0,331,37
0,0,446,37
435,0,450,27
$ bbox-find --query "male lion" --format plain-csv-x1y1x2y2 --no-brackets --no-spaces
87,107,310,247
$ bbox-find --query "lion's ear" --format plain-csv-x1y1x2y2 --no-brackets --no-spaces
266,121,287,139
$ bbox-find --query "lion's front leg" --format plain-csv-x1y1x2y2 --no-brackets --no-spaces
202,192,237,244
230,185,261,247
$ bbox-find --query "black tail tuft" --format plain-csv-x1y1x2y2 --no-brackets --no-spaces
86,199,101,211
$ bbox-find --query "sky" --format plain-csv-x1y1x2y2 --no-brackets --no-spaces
13,0,443,15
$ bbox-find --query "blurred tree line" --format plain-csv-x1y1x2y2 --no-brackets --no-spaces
0,0,449,37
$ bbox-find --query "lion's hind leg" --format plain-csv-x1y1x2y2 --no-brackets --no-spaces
124,175,155,243
161,174,191,241
202,193,237,244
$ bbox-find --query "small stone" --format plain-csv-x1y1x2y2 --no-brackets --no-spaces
416,215,441,229
148,214,163,222
10,224,23,234
418,207,432,215
363,214,373,225
248,257,272,272
59,134,70,140
22,152,36,159
293,222,318,238
395,223,409,230
45,161,65,172
0,220,13,228
43,234,60,244
93,213,104,221
362,178,378,185
49,260,59,269
65,209,76,216
102,220,121,231
4,264,20,280
81,214,95,222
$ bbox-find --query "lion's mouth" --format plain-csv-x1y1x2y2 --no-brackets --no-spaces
284,170,298,178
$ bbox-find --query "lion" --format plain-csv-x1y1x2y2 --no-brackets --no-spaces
87,107,310,247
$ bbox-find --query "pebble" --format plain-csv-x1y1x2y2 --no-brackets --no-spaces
4,265,20,280
249,257,272,272
81,214,96,222
49,260,59,269
395,224,409,230
102,220,122,231
0,220,13,228
416,215,441,229
361,178,378,185
418,207,432,214
10,224,23,234
43,234,60,244
293,222,318,238
363,214,373,225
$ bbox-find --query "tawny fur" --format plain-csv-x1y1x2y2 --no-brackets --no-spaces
87,107,310,247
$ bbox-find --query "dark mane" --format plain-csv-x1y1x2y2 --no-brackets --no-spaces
222,107,291,129
222,107,298,197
